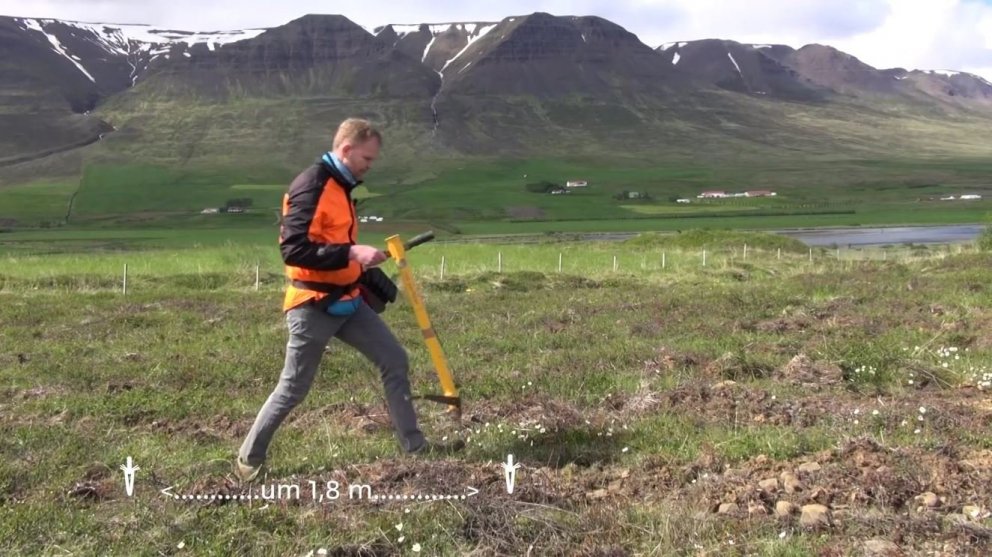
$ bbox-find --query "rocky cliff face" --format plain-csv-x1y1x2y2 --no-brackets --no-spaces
781,44,901,96
658,40,825,101
897,69,992,106
140,15,441,98
375,22,499,74
433,13,684,97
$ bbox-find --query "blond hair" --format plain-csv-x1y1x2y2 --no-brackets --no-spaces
332,118,382,150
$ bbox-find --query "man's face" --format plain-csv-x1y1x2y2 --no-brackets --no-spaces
340,138,380,180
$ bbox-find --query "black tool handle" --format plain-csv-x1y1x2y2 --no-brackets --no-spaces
403,231,435,251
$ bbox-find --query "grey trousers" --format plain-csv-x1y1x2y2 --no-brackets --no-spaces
239,301,425,465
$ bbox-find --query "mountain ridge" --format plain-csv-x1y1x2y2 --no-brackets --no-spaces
2,11,992,189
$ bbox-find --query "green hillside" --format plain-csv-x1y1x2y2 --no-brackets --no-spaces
4,72,992,233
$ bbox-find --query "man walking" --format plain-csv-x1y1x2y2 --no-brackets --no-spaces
236,118,448,482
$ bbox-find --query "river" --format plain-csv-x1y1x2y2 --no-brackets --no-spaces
777,224,986,247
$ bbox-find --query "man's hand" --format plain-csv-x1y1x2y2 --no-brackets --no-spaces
349,244,387,267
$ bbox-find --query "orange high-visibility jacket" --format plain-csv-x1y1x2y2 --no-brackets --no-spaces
279,158,362,311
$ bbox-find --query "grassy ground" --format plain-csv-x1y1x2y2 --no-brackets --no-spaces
2,232,992,555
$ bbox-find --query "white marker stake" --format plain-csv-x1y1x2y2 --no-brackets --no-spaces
440,256,446,281
498,251,502,273
120,456,139,496
503,454,521,494
255,264,260,291
123,264,128,295
662,252,666,269
558,253,562,273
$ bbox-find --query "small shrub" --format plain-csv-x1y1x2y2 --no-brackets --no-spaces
978,225,992,252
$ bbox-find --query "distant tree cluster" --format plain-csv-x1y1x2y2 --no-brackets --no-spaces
525,181,560,193
225,198,254,209
613,190,652,201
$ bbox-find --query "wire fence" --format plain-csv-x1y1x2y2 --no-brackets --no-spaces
2,242,976,295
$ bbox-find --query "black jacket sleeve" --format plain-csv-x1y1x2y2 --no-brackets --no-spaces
279,164,351,270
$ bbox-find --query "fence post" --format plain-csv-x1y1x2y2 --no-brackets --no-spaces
123,263,128,296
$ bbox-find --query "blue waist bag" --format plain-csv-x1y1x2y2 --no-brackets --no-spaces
325,296,362,316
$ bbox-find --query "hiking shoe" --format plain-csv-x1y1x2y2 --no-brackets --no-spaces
410,439,466,456
235,457,262,483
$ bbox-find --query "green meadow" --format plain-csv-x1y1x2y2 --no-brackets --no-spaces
3,157,992,235
3,231,992,555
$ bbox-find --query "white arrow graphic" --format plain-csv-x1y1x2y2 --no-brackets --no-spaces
369,486,480,502
160,485,480,503
120,456,139,497
503,454,521,494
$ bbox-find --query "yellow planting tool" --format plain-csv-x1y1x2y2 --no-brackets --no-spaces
385,232,461,419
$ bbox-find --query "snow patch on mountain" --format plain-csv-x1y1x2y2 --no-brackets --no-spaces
19,18,96,82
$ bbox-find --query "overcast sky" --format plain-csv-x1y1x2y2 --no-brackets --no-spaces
3,0,992,80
